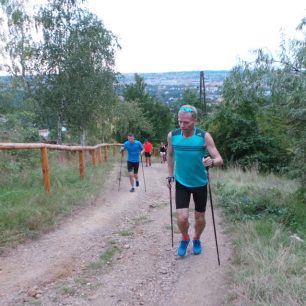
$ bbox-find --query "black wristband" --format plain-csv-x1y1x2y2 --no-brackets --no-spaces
166,176,175,183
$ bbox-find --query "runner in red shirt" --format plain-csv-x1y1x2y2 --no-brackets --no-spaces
143,139,153,166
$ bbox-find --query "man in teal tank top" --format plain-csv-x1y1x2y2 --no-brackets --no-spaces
167,104,223,257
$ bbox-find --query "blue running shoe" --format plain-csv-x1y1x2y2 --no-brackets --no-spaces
130,187,135,192
136,181,139,187
192,239,202,255
177,239,190,257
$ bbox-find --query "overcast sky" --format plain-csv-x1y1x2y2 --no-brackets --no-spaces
86,0,305,73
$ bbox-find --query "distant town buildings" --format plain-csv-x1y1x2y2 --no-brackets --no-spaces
118,70,229,104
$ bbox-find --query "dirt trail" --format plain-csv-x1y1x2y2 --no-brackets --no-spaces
0,161,231,306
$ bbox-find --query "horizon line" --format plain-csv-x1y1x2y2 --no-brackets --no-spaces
118,69,230,74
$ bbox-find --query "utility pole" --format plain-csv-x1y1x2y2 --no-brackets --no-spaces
199,71,206,115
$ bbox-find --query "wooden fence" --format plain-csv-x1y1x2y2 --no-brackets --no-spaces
0,142,122,192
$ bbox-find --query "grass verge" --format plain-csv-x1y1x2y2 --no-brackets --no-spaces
213,167,306,306
0,149,116,251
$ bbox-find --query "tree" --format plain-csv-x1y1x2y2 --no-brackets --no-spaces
206,17,306,181
113,101,152,142
33,0,119,144
206,62,289,172
0,0,34,78
1,0,120,144
122,74,173,143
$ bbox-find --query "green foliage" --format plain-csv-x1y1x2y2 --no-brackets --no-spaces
216,181,288,222
33,1,120,144
141,95,173,142
280,187,306,234
123,74,147,102
215,167,306,306
206,97,289,172
113,101,152,141
0,0,35,79
204,19,305,181
214,168,305,237
122,74,173,142
0,111,39,142
0,0,120,145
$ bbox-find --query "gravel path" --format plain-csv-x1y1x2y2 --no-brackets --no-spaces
0,162,231,306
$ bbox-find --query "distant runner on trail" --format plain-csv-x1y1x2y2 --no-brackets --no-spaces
121,133,144,192
167,104,223,256
159,141,167,163
143,139,153,167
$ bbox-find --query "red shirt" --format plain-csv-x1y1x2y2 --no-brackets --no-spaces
143,142,153,153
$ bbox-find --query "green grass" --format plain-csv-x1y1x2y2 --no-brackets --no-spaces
214,167,305,236
129,214,152,225
0,149,116,251
89,241,120,270
60,285,77,296
116,229,133,237
212,167,306,306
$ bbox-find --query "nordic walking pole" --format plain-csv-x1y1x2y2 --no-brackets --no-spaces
140,155,147,192
167,177,174,248
207,166,221,266
118,151,123,192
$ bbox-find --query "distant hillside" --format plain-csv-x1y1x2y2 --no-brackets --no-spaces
0,70,229,105
117,70,229,104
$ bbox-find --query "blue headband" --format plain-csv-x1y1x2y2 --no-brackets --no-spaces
179,106,194,112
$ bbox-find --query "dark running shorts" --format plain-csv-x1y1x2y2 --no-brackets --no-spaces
144,152,151,157
175,180,207,212
127,161,139,174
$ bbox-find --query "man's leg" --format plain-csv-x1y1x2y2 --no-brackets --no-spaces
134,162,140,187
192,211,205,255
176,208,189,236
194,211,206,239
192,185,207,255
175,182,192,256
134,173,139,183
176,208,190,256
128,171,135,191
127,162,135,192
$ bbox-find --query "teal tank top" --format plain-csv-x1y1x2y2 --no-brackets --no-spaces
171,128,208,187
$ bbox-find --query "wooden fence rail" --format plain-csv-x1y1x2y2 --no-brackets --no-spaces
0,142,122,192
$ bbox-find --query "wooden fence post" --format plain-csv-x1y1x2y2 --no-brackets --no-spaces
104,146,108,162
40,147,51,192
79,150,85,178
97,146,102,163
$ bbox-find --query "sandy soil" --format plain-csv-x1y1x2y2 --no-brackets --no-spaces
0,161,231,306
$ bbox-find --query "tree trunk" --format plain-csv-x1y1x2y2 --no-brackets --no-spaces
80,129,86,146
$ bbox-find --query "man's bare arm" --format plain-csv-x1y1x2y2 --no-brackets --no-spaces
204,132,223,168
167,132,174,177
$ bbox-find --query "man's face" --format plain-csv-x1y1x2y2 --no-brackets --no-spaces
178,112,196,133
128,135,135,143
